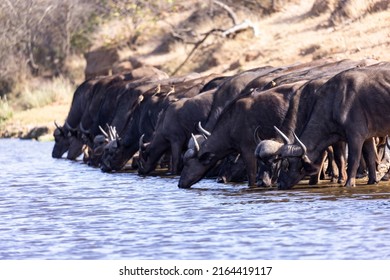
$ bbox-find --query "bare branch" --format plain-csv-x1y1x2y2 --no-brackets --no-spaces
171,28,223,76
222,19,260,38
213,0,238,25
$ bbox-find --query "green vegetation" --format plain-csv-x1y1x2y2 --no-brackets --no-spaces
15,76,74,111
0,96,13,124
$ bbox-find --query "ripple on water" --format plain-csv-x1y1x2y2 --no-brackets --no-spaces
1,139,390,259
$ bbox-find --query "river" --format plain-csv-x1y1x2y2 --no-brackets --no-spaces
1,138,390,260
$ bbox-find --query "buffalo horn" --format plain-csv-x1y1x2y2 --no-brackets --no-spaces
166,86,175,97
54,121,61,130
191,133,200,152
198,122,211,137
234,153,241,163
99,125,109,138
65,121,77,132
108,125,116,141
386,136,390,150
274,126,291,144
112,126,119,139
293,132,307,156
153,84,161,95
139,134,145,148
254,126,262,144
79,122,90,134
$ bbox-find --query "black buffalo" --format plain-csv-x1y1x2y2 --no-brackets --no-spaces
99,74,219,172
178,81,307,188
78,67,170,165
138,88,218,175
178,59,379,188
52,77,99,159
271,64,390,189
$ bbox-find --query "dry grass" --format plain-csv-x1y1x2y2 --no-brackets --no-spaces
0,103,70,139
0,96,13,124
2,0,390,139
0,76,74,138
14,76,74,110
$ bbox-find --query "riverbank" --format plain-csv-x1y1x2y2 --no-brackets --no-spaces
0,103,70,140
1,1,390,140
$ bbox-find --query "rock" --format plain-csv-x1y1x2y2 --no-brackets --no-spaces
21,126,49,140
84,47,120,79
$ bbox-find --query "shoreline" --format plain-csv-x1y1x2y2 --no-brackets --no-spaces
0,103,69,141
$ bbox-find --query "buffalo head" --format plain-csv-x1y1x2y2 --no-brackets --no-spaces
137,134,154,175
271,126,319,189
52,121,83,159
254,139,284,187
99,126,126,172
67,134,85,160
100,139,124,172
216,153,247,183
178,133,217,188
255,126,318,189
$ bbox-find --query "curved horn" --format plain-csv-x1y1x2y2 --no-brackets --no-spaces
254,126,262,144
65,121,77,132
234,153,241,163
274,126,291,144
108,125,116,141
112,126,119,139
198,122,211,137
386,136,390,150
54,121,61,129
79,122,90,134
166,85,175,96
293,132,307,156
99,125,109,138
139,134,145,148
191,133,200,152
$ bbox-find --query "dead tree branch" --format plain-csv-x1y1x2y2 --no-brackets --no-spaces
222,19,260,37
171,1,260,75
213,0,238,25
171,28,223,76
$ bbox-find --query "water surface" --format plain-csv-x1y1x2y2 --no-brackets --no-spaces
1,139,390,259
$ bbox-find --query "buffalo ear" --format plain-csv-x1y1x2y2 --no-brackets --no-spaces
183,149,195,160
199,152,216,165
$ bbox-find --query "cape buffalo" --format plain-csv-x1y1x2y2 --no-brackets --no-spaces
99,74,220,172
272,65,390,189
178,81,307,188
52,77,99,159
138,88,218,175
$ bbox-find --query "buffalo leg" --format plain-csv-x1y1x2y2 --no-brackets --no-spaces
308,151,327,185
241,148,257,187
170,140,184,175
356,157,368,178
345,138,364,187
324,146,334,179
362,138,378,184
333,141,347,184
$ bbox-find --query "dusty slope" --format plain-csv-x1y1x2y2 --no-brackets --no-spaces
168,0,389,74
2,0,390,139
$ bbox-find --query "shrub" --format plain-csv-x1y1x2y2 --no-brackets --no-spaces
0,96,13,124
16,76,74,110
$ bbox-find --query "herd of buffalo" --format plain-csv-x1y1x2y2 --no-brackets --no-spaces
52,58,390,190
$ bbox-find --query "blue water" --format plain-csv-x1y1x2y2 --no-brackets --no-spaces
1,139,390,259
